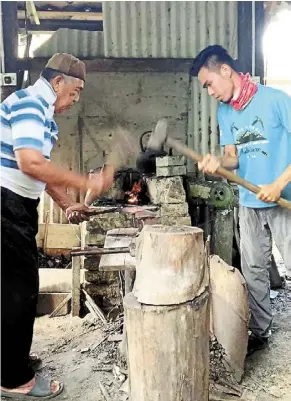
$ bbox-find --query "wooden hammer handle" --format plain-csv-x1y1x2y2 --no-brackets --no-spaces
166,137,291,210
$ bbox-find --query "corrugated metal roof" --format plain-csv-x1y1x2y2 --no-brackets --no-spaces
103,1,238,58
103,1,238,164
187,78,220,161
33,28,104,57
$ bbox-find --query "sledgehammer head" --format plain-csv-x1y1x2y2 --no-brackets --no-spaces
147,118,168,150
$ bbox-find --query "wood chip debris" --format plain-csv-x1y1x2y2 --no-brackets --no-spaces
99,381,112,401
108,334,123,342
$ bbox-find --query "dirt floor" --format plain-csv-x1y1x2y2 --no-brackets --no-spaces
243,283,291,401
3,248,291,401
30,314,127,401
2,281,289,401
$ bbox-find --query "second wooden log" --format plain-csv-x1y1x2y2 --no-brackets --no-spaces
124,291,210,401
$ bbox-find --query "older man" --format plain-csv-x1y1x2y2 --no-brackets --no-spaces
190,45,291,355
1,53,114,398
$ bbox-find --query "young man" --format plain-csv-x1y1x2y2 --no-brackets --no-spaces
1,53,114,398
190,45,291,355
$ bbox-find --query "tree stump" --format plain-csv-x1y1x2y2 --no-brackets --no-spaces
124,291,209,401
125,225,209,401
133,225,206,305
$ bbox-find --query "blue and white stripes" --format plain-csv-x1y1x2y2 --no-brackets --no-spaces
1,77,58,199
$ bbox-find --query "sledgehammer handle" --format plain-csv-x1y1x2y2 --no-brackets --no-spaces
166,137,291,210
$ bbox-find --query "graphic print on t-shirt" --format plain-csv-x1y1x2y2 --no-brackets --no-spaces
231,116,269,158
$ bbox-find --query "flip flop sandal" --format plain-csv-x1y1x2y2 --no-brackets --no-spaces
29,354,43,372
1,375,64,400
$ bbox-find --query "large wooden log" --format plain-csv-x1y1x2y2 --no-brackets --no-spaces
124,291,210,401
133,225,206,305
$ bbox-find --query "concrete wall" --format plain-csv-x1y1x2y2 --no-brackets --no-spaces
80,71,189,170
32,71,190,223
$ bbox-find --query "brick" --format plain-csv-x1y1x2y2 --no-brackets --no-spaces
83,281,121,300
156,155,186,167
37,293,70,316
86,212,133,232
85,232,106,246
160,215,192,226
146,176,186,204
84,270,118,284
160,202,189,217
85,212,133,246
84,256,101,271
156,165,186,177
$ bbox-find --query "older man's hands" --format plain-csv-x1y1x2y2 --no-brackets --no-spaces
65,203,90,224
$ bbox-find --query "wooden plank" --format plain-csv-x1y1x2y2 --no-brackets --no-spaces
37,293,70,317
49,293,72,318
26,1,40,25
36,223,80,249
40,248,72,257
39,268,85,293
71,255,81,317
83,289,107,324
17,57,194,73
18,19,103,31
99,382,112,401
17,10,103,21
85,300,99,320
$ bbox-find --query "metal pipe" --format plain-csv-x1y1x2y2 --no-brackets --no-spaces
71,246,130,257
252,0,256,76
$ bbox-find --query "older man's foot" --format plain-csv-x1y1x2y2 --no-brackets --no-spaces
1,375,63,399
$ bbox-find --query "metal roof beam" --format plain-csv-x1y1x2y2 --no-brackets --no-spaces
18,19,103,31
18,10,103,21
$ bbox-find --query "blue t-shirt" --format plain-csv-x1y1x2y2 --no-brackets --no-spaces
218,84,291,208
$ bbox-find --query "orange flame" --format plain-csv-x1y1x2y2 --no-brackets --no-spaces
125,180,142,204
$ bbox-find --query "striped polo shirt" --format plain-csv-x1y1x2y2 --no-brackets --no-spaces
0,77,58,199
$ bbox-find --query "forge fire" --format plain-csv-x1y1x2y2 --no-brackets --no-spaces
125,179,142,204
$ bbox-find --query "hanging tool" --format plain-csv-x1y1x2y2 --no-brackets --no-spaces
147,118,291,210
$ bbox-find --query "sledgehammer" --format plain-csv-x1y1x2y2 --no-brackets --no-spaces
149,118,291,210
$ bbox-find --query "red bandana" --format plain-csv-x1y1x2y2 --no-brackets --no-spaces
229,73,258,111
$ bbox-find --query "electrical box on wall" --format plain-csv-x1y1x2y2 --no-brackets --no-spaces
0,73,17,86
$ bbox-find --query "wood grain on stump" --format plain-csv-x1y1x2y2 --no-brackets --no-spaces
133,225,206,305
124,291,210,401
